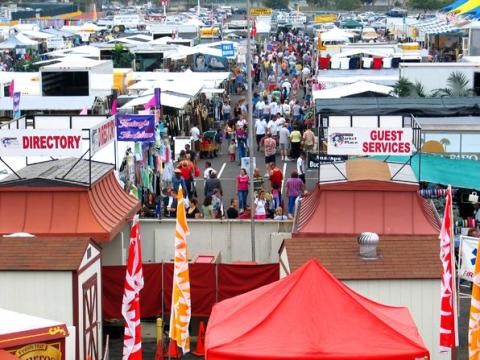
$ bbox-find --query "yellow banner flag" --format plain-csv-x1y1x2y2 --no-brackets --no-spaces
469,238,480,359
169,187,191,353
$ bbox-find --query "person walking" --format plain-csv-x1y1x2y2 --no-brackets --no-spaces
254,190,268,220
278,123,291,161
204,170,222,198
302,125,315,153
236,168,249,212
255,117,267,151
297,152,306,184
289,125,302,159
263,133,277,169
285,171,304,219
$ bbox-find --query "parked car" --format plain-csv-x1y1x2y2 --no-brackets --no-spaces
386,8,408,17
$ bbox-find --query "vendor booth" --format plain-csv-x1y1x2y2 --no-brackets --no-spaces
281,159,444,359
205,259,429,360
0,308,69,360
0,237,102,360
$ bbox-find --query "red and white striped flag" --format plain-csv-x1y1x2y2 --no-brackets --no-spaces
439,185,458,352
122,216,144,360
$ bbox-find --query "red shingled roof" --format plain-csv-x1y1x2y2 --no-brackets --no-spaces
282,235,441,280
0,172,140,242
0,237,90,271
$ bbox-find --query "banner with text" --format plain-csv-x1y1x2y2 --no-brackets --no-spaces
327,128,413,156
90,117,115,155
116,114,155,142
0,129,83,156
460,235,479,282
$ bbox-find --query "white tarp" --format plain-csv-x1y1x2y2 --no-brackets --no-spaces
313,81,394,99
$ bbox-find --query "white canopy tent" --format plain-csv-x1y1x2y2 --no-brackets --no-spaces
320,27,355,43
313,80,395,99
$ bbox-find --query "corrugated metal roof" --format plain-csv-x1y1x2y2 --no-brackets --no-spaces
0,158,113,187
316,96,480,116
0,96,96,111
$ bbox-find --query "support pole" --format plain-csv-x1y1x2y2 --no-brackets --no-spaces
246,0,256,262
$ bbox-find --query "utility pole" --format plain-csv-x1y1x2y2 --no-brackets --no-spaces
246,0,256,262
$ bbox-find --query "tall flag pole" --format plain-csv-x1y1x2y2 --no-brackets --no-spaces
469,236,480,358
122,215,144,360
169,186,192,353
439,185,458,353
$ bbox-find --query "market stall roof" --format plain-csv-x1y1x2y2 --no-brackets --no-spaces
0,237,90,271
294,159,441,236
128,79,204,97
415,18,461,34
416,115,480,131
316,69,399,87
40,56,111,71
451,0,480,13
205,259,429,360
0,34,38,49
319,27,354,42
282,236,440,279
341,19,363,29
443,0,468,11
131,70,230,84
313,81,394,99
0,308,69,349
120,92,191,110
45,45,101,59
20,29,55,40
315,96,480,116
0,96,96,111
0,159,140,242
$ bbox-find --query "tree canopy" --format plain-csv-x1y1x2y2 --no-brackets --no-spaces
262,0,290,9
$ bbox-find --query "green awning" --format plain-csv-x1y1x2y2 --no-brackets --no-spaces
371,153,480,190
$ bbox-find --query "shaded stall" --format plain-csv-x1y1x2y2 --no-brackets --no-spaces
205,259,429,360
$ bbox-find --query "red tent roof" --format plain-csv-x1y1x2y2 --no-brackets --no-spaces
205,259,429,360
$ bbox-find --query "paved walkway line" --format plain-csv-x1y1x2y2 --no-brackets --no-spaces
218,162,227,178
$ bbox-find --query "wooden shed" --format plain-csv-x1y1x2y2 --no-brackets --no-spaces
0,237,102,360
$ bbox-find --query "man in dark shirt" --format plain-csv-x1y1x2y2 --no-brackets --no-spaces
227,198,239,219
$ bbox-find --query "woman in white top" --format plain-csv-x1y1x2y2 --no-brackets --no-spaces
254,190,267,220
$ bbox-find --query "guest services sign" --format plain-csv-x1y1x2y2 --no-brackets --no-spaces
327,128,413,156
0,129,83,156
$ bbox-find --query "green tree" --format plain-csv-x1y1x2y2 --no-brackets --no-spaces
263,0,290,9
409,0,449,10
335,0,362,10
111,44,134,68
432,72,474,97
439,138,451,151
392,77,414,97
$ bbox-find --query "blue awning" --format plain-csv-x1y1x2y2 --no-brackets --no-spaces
370,153,480,190
443,0,468,11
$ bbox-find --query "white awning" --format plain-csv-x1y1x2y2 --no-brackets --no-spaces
120,93,191,110
313,81,394,99
0,96,96,111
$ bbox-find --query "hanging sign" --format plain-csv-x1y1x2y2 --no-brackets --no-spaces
9,342,63,360
314,14,337,23
459,235,479,282
0,129,83,157
221,43,235,57
116,114,155,142
307,153,347,169
327,128,413,156
250,8,272,16
46,37,65,49
90,117,115,155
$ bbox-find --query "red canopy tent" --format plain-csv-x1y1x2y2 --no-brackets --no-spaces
205,259,429,360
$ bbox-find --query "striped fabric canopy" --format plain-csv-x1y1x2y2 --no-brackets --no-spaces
451,0,480,13
443,0,468,11
415,18,461,34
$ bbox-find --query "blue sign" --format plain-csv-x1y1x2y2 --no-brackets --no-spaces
13,91,21,119
221,43,235,57
116,114,155,142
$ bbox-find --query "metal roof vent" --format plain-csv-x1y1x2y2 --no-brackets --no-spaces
357,232,379,260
